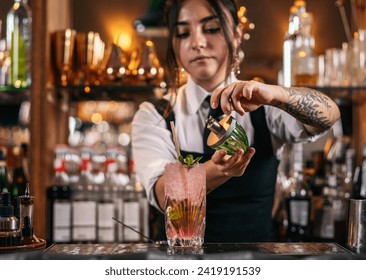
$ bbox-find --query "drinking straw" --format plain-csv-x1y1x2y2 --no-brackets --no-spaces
170,121,181,159
112,217,155,243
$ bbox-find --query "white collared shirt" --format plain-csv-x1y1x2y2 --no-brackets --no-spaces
131,76,320,209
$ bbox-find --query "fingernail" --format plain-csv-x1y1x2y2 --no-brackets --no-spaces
211,101,217,108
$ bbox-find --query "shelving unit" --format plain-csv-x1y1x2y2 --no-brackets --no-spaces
56,84,162,102
8,0,366,241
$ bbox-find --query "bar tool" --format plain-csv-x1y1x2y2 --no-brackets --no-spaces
206,115,249,155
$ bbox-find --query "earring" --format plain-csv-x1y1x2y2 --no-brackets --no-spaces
233,49,241,75
232,49,245,76
175,66,188,86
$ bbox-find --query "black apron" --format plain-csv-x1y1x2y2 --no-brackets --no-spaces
150,100,279,242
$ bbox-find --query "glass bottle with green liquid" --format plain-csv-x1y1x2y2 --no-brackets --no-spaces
6,0,32,88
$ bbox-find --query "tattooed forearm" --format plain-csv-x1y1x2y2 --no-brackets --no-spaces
275,87,334,130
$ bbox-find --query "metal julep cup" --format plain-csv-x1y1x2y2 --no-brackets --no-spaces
347,199,366,253
207,115,249,155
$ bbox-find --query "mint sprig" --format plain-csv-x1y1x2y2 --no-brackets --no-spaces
178,154,202,167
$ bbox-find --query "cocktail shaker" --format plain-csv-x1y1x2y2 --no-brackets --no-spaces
0,192,21,246
347,198,366,253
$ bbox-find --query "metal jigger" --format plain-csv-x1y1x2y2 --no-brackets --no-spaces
206,115,249,155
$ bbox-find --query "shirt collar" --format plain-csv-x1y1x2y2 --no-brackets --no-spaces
184,74,238,115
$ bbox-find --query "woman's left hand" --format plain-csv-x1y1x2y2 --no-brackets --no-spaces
210,147,256,177
210,80,281,116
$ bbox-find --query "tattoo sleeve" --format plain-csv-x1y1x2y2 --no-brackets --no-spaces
275,87,333,130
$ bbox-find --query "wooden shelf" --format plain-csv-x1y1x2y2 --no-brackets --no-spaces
0,87,30,105
56,84,164,102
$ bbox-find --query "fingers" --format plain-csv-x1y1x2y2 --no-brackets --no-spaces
212,81,259,116
210,87,223,109
227,147,255,171
211,149,227,164
212,83,244,115
212,147,256,177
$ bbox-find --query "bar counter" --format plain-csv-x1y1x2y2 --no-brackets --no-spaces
1,242,365,260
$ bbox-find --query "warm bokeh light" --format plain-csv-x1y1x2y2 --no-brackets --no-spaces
91,112,103,124
115,32,132,51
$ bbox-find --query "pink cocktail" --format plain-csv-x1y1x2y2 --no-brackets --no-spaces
164,162,206,247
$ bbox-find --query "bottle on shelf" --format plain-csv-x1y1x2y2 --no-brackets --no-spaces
0,150,10,194
71,146,97,243
9,145,28,204
309,151,327,196
313,173,347,245
285,143,312,242
0,39,11,86
46,144,72,244
114,147,130,242
282,0,307,87
341,148,355,199
122,159,149,242
96,148,119,243
353,144,366,199
6,0,32,88
282,5,298,87
292,11,318,86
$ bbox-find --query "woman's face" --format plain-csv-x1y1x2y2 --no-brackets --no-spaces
173,0,234,91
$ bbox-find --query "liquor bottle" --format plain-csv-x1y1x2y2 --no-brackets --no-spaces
46,145,72,244
310,151,326,196
353,144,366,199
313,174,347,244
6,0,32,88
114,147,130,242
283,5,298,87
282,0,306,87
122,159,149,242
341,148,355,199
285,143,312,241
0,150,10,193
71,147,97,243
0,39,11,86
292,12,318,86
9,145,28,203
97,148,118,243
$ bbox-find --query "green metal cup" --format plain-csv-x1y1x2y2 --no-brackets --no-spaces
207,115,249,155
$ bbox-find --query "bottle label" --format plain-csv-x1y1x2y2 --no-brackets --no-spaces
97,202,115,242
319,205,335,239
53,201,72,242
123,201,140,241
72,200,97,241
289,199,310,226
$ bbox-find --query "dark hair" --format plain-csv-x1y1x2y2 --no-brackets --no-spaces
164,0,239,92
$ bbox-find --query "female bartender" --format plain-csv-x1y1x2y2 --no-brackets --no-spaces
131,0,340,242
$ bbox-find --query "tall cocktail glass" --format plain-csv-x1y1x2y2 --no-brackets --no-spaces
164,162,206,247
